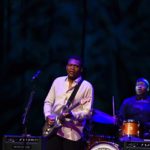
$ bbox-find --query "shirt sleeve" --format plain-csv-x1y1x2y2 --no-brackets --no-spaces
43,80,55,119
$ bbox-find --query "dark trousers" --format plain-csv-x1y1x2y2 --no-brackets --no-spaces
44,134,86,150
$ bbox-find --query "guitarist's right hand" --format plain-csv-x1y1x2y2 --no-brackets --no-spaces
47,115,56,125
62,110,73,118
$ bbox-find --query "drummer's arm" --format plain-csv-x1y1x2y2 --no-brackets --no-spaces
114,113,123,126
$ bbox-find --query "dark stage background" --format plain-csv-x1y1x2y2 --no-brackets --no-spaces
0,0,150,148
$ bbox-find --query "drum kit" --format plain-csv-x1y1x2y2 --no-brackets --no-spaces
86,109,144,150
86,97,143,150
87,108,120,150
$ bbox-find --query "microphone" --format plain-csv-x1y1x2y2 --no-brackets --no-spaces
32,70,41,80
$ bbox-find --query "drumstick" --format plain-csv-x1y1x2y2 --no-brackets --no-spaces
112,96,115,117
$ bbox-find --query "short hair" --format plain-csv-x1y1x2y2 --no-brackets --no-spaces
67,55,83,67
136,77,149,90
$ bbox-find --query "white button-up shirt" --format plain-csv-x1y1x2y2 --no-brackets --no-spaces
44,76,94,141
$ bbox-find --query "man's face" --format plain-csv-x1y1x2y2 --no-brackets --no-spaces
66,58,82,80
135,81,148,95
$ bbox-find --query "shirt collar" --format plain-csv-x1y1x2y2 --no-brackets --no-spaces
136,94,148,100
65,76,82,84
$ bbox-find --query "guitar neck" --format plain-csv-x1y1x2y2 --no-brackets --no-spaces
68,102,80,111
66,101,80,112
57,102,80,121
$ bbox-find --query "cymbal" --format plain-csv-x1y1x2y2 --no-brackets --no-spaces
92,109,116,124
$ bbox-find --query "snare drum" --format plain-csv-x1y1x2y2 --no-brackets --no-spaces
120,119,140,137
87,135,108,150
87,134,115,149
90,142,119,150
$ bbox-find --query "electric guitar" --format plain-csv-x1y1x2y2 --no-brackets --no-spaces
42,99,89,137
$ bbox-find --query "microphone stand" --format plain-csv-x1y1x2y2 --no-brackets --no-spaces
22,86,35,150
22,89,35,136
21,70,41,149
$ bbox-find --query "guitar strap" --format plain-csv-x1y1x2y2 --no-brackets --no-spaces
64,79,83,110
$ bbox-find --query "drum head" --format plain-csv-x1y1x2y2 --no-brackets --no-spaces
90,142,119,150
120,119,140,138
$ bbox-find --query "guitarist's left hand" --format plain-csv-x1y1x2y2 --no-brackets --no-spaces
80,98,90,105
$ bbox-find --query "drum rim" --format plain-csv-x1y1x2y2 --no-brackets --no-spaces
90,141,119,150
123,119,139,123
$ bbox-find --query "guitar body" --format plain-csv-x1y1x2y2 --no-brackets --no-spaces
42,99,88,138
42,118,62,137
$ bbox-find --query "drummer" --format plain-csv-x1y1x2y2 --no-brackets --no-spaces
118,77,150,140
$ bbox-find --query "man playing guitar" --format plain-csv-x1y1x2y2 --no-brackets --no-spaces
43,55,94,150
